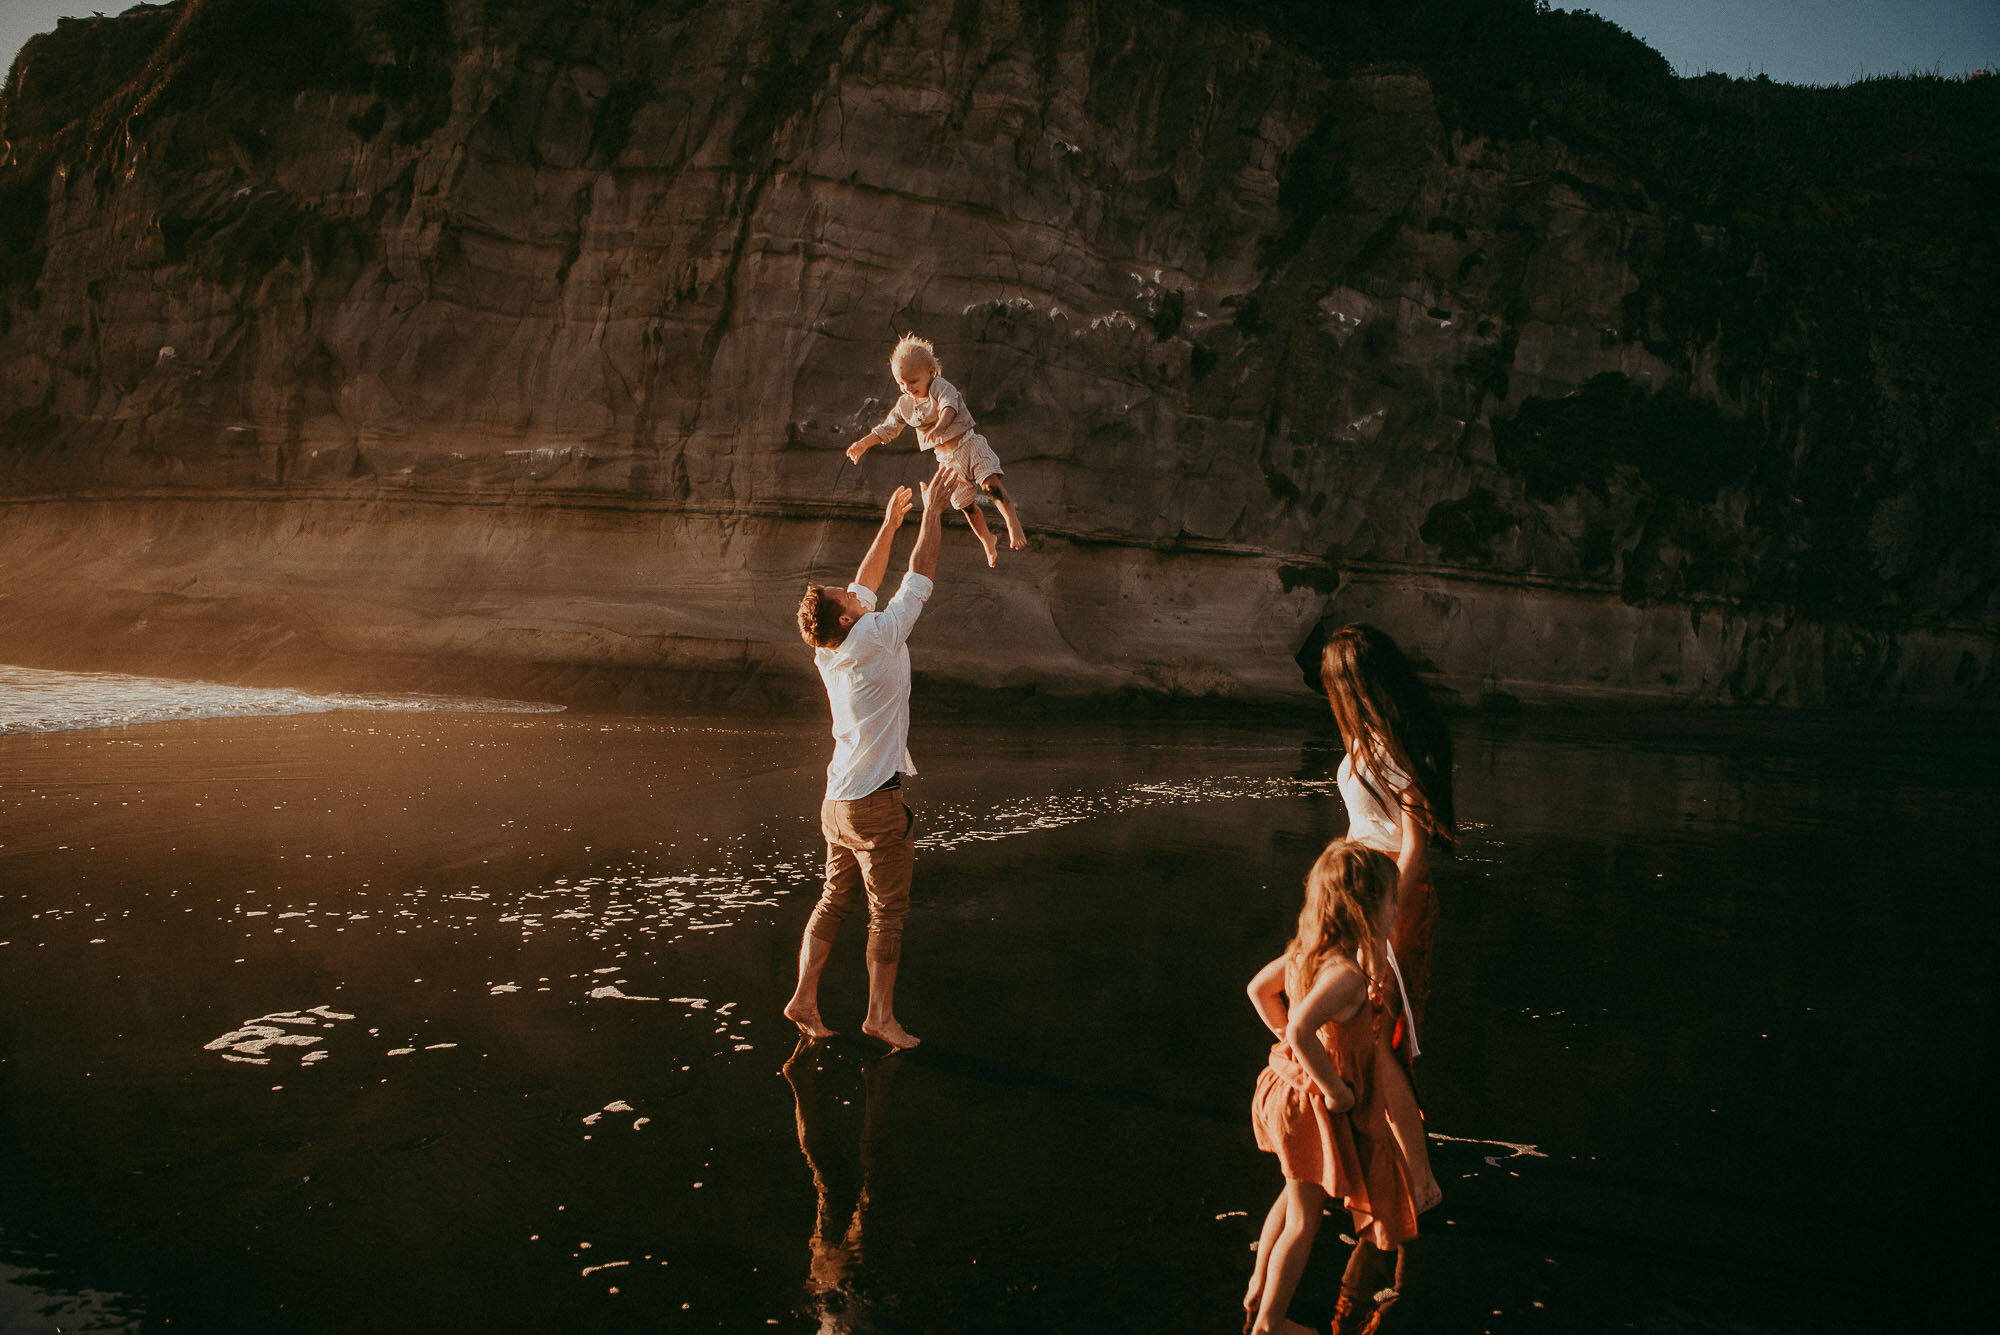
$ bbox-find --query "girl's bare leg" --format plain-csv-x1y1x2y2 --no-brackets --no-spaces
1250,1179,1327,1335
985,477,1028,549
1245,1189,1289,1312
960,504,999,567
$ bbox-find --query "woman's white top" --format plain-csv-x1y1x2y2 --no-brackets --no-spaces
1337,748,1410,853
1339,747,1423,1058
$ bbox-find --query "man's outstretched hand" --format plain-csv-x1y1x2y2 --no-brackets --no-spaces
918,457,959,513
906,458,956,581
883,484,915,527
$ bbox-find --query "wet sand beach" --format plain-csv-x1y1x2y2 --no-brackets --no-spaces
1,687,1992,1332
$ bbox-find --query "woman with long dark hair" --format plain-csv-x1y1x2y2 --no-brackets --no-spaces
1318,624,1456,1056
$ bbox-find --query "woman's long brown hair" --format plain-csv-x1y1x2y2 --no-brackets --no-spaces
1319,623,1456,841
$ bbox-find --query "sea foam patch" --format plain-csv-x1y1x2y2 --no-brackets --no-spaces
1427,1131,1549,1164
204,1005,356,1067
587,984,661,1002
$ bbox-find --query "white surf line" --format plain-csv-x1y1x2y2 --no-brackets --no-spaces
0,664,564,735
517,775,1345,957
917,775,1339,852
197,773,1347,1015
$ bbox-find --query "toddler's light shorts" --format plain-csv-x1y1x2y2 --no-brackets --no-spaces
932,432,1004,509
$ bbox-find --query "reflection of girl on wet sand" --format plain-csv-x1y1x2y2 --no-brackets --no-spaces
781,1037,900,1333
1243,840,1440,1335
1318,624,1456,1054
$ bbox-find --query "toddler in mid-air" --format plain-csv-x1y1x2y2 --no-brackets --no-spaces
845,335,1028,567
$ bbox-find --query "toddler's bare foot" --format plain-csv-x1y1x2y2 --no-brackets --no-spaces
997,501,1028,550
979,535,999,567
783,999,836,1039
861,1018,920,1050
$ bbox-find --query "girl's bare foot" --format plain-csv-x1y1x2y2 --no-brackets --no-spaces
861,1018,920,1050
1249,1319,1316,1335
783,999,836,1039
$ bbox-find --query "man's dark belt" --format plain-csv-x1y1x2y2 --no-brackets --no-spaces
872,772,902,793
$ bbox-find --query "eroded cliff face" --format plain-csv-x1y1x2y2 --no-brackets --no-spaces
0,0,1993,707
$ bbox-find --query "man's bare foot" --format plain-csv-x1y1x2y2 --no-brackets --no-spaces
860,1018,920,1050
783,998,836,1039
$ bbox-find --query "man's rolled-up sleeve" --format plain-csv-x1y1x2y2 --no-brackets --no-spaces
873,572,934,647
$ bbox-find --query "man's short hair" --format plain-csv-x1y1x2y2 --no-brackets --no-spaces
797,584,848,648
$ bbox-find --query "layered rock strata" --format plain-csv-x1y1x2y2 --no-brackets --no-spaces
1,0,1993,707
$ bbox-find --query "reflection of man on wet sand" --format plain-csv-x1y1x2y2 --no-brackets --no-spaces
781,1037,900,1331
784,458,953,1051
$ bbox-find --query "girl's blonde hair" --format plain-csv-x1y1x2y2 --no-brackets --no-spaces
891,333,938,371
1286,839,1399,1000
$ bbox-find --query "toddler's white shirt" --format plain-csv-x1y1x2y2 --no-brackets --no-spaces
872,375,974,450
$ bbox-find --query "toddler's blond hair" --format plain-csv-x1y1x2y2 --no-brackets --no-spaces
890,333,938,372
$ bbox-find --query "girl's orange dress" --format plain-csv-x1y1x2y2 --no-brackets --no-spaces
1252,980,1442,1249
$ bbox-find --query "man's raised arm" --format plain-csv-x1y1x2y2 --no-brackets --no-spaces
908,459,955,582
851,485,915,594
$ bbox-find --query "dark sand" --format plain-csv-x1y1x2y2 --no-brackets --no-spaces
1,705,1992,1332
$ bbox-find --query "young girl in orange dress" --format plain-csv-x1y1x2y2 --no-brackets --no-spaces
1318,624,1456,1056
1243,839,1441,1335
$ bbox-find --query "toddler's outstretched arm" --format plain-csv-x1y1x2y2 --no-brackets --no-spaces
846,431,883,465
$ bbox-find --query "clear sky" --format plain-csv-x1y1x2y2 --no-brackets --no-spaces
0,2,166,89
1573,0,1999,84
3,0,1998,94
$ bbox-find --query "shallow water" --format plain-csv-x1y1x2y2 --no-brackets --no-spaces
0,685,1991,1332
